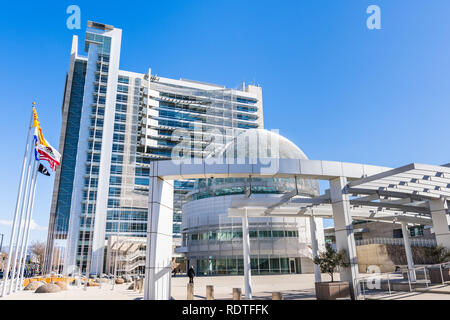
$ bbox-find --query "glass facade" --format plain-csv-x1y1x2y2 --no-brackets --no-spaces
195,256,301,276
48,22,263,274
54,59,87,235
76,32,112,271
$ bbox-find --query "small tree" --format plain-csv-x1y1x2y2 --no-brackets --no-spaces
313,243,349,282
425,245,450,264
30,241,46,272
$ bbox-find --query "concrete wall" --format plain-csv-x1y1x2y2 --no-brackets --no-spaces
356,244,396,273
300,257,315,273
356,244,435,273
354,221,434,240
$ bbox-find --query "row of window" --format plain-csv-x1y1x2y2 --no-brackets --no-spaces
107,210,147,221
186,230,299,241
106,222,146,233
195,257,298,276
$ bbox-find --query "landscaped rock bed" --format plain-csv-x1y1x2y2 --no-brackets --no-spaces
24,281,45,291
35,283,62,293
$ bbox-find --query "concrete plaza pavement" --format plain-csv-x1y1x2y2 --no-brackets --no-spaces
1,273,449,300
0,274,332,300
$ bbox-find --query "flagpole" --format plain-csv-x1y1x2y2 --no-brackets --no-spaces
13,160,37,291
16,162,38,291
8,130,35,295
1,105,34,297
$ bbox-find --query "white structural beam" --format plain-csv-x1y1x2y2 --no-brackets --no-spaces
157,159,391,181
401,222,416,282
309,215,322,283
228,199,432,226
241,209,252,299
429,198,450,249
330,177,359,299
144,167,174,300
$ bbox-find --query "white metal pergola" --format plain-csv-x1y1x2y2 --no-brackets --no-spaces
143,159,450,300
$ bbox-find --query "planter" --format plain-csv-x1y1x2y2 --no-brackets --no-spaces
315,281,350,300
428,267,450,284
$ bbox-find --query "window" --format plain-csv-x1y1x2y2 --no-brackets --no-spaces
97,97,106,105
112,144,124,153
88,142,102,151
258,230,271,238
115,113,127,123
116,94,128,103
110,165,122,174
113,133,125,143
114,123,126,132
109,176,122,185
409,226,424,237
108,187,121,197
108,199,120,208
393,229,403,239
118,76,129,84
84,177,98,187
272,230,284,237
115,103,127,113
117,85,128,93
89,153,100,163
135,167,150,176
111,154,123,163
135,177,149,186
92,106,105,116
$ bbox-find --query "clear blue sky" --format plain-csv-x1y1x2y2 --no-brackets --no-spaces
0,0,449,246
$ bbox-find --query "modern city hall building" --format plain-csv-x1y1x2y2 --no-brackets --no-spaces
43,21,263,275
44,21,325,277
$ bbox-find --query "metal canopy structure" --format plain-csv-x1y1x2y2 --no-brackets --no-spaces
228,163,450,226
144,158,450,300
347,163,450,212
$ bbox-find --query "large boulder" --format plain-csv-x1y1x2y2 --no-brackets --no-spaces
115,278,124,284
52,281,68,290
24,281,45,291
35,283,62,293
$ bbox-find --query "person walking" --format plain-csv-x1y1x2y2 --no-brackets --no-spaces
187,266,195,284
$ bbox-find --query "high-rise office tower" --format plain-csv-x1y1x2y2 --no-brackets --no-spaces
44,21,263,275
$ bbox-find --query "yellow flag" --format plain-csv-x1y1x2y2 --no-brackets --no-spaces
32,107,50,148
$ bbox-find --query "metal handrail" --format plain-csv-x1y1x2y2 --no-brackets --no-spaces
118,259,145,272
357,261,450,299
355,237,437,247
117,250,146,262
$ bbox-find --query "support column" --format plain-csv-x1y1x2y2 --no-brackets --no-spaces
401,222,416,282
330,177,360,299
242,209,252,300
144,166,174,300
309,215,322,283
429,198,450,249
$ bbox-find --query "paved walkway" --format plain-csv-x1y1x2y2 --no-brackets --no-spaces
0,274,331,300
1,274,449,300
171,274,331,300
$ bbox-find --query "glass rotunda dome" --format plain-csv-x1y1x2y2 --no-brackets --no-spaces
189,129,319,200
